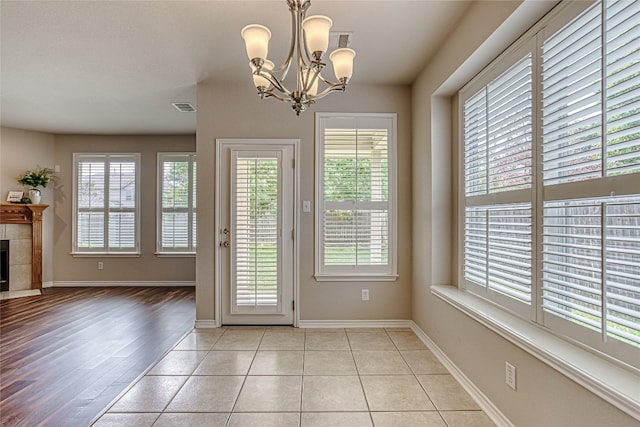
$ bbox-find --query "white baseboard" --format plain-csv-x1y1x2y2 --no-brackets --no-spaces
298,319,414,329
42,281,54,288
52,281,196,287
194,320,219,329
409,321,514,427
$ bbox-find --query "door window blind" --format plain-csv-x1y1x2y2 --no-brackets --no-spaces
232,155,280,311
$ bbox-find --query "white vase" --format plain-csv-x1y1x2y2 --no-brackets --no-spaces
28,189,41,204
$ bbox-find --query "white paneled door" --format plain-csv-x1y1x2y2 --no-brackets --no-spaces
218,140,295,325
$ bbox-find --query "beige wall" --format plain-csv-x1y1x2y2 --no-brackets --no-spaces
52,134,196,283
1,127,56,284
195,82,412,323
411,1,637,426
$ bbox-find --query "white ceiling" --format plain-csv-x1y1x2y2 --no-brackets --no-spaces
1,0,472,135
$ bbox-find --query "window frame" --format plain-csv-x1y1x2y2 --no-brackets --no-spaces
314,112,398,281
156,152,197,255
72,153,141,256
459,37,537,320
458,0,640,369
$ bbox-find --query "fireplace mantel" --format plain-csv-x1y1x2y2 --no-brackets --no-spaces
0,203,48,289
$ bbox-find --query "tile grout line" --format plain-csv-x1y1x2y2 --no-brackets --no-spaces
96,327,495,426
348,330,376,425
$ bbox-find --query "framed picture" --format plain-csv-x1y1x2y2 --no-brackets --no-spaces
6,191,23,203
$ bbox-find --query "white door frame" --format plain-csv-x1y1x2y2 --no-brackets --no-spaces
215,139,300,327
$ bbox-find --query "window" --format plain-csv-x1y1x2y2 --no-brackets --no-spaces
462,50,534,318
157,153,197,254
73,153,140,254
460,0,639,368
315,113,397,281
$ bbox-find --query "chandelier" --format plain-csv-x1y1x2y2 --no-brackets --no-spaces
241,0,356,115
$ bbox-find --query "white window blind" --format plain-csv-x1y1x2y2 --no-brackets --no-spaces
464,204,532,306
464,55,533,197
605,0,640,176
542,0,640,185
157,153,197,253
315,113,397,280
464,90,488,196
487,55,533,193
463,207,487,285
77,161,105,249
73,153,140,253
462,52,533,315
542,196,640,348
539,0,640,363
542,5,603,185
461,0,639,368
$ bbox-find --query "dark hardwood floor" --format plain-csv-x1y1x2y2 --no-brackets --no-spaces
0,287,195,427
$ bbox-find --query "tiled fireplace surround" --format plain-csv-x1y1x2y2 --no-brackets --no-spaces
0,223,32,291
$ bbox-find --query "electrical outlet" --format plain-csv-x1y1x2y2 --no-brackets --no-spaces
303,200,311,212
97,261,104,270
505,361,517,390
362,289,369,301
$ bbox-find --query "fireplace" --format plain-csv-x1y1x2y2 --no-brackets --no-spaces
0,203,48,290
1,240,8,291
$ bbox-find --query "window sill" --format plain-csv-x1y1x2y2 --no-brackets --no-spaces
431,285,640,421
70,252,140,258
154,252,196,258
314,274,398,282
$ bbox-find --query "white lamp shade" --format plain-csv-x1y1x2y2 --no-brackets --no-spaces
302,15,332,54
303,68,319,96
241,24,271,60
251,60,274,89
329,48,355,80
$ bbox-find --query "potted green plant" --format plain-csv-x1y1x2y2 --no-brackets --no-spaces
16,166,55,204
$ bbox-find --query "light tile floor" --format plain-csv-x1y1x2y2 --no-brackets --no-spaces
93,327,496,427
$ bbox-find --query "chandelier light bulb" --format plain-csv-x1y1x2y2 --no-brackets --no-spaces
303,68,319,96
329,48,356,80
302,15,333,56
241,24,271,61
251,59,275,89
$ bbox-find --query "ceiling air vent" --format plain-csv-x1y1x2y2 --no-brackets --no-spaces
172,102,196,112
329,32,353,50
